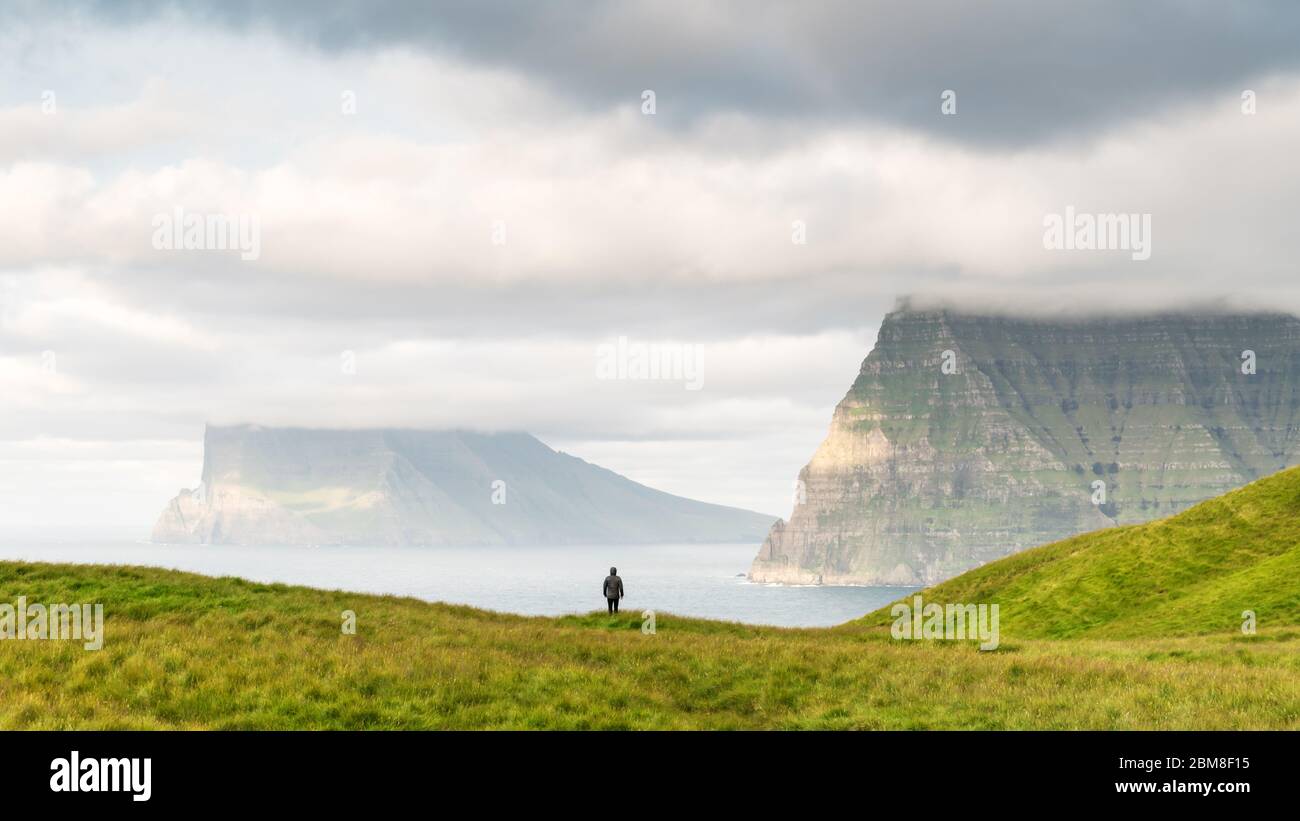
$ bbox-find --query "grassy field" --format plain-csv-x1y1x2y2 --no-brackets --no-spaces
4,466,1300,729
0,561,1295,729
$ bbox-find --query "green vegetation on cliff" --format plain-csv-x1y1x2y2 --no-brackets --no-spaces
753,308,1300,586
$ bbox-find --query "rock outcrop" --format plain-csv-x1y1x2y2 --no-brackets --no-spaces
153,425,776,545
751,306,1300,585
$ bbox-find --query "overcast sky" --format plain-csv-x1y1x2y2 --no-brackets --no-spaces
3,1,1300,535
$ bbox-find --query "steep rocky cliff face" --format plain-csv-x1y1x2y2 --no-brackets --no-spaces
751,308,1300,585
154,425,776,546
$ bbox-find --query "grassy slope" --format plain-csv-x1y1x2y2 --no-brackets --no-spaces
4,465,1300,729
862,464,1300,640
0,560,1296,729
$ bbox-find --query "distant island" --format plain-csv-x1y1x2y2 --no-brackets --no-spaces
153,425,776,546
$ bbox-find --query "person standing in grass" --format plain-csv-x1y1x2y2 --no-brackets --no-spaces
603,567,624,614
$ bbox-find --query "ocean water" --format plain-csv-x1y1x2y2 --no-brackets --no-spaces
0,541,916,628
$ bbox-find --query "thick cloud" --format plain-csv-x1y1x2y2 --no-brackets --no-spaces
3,4,1300,532
30,0,1300,146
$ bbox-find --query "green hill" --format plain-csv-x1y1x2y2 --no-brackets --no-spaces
0,561,1295,729
4,468,1300,728
863,463,1300,640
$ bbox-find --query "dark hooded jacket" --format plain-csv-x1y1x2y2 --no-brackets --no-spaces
603,568,624,599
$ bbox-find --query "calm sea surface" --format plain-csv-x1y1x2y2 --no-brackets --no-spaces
0,541,916,628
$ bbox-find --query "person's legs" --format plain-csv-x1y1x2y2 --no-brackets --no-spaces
613,597,619,613
607,598,614,614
